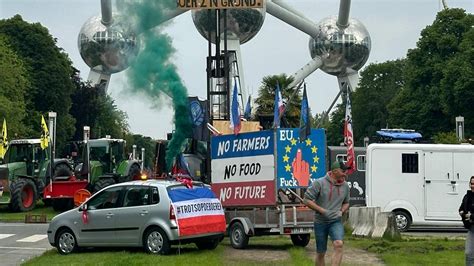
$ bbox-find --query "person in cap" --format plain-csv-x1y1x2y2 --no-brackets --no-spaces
303,160,350,266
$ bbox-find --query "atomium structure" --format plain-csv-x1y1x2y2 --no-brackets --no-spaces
79,0,371,115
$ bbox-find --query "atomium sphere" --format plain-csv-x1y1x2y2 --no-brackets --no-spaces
78,15,139,74
191,7,266,44
309,16,371,76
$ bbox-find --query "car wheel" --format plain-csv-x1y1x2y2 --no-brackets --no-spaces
144,228,170,255
56,228,77,255
195,238,220,250
291,234,310,247
393,210,411,232
229,222,249,249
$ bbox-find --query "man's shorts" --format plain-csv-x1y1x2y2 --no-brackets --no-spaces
313,219,344,253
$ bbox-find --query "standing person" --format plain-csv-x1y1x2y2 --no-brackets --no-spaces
304,161,350,266
459,176,474,266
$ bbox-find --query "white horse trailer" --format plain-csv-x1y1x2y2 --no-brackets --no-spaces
366,143,474,231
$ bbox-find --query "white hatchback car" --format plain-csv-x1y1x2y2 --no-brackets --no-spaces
47,179,226,255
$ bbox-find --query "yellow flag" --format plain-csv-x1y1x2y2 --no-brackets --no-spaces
0,119,7,159
40,115,49,150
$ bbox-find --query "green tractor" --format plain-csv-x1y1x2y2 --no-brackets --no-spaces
0,139,72,212
77,138,142,193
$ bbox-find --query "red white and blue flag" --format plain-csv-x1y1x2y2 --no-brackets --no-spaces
273,83,285,128
168,187,226,237
344,92,355,175
230,82,241,135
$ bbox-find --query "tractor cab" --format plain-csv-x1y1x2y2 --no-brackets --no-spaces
3,140,49,177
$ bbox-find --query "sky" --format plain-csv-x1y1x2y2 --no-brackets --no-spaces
1,0,473,140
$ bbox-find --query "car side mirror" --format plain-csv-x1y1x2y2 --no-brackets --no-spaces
79,203,88,211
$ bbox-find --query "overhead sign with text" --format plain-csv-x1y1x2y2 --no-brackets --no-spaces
177,0,264,10
211,130,275,207
276,129,326,189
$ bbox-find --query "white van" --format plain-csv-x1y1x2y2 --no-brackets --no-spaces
365,143,474,231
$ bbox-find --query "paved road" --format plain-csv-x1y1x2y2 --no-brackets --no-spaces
0,222,52,266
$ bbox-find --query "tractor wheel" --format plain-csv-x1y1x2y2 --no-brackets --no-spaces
92,178,115,194
128,164,141,180
53,164,72,180
10,178,38,212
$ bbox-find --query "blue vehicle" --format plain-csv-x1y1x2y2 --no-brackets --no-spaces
374,129,422,143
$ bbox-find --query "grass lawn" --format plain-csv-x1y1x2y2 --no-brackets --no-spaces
25,236,313,266
0,200,59,222
346,236,466,265
22,233,467,266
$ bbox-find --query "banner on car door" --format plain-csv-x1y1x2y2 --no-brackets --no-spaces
168,187,226,237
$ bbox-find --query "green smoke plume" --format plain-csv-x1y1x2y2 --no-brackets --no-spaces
116,0,192,170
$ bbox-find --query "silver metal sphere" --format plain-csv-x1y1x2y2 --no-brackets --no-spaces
309,16,371,76
191,7,266,44
78,15,139,74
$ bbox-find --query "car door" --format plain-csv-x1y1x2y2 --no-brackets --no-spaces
77,185,123,245
114,185,157,245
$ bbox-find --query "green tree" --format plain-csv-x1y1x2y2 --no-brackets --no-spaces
0,15,76,150
0,35,30,137
439,25,474,138
388,8,474,139
70,70,129,140
352,60,406,145
432,132,460,144
254,74,302,128
325,103,345,146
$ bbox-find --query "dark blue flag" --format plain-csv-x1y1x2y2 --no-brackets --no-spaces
299,85,311,141
243,95,251,120
230,82,241,135
273,83,284,128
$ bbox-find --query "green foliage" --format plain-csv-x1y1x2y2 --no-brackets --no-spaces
313,111,330,129
388,8,474,139
69,70,129,140
254,74,302,128
0,15,76,150
432,131,460,144
325,103,345,146
0,34,30,137
352,60,406,145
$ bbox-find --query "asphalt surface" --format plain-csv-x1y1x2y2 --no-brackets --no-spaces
0,222,52,266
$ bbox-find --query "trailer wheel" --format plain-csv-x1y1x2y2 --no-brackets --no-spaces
230,222,249,249
10,178,37,212
52,198,74,212
393,210,411,232
195,238,220,250
291,234,310,247
92,178,115,194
